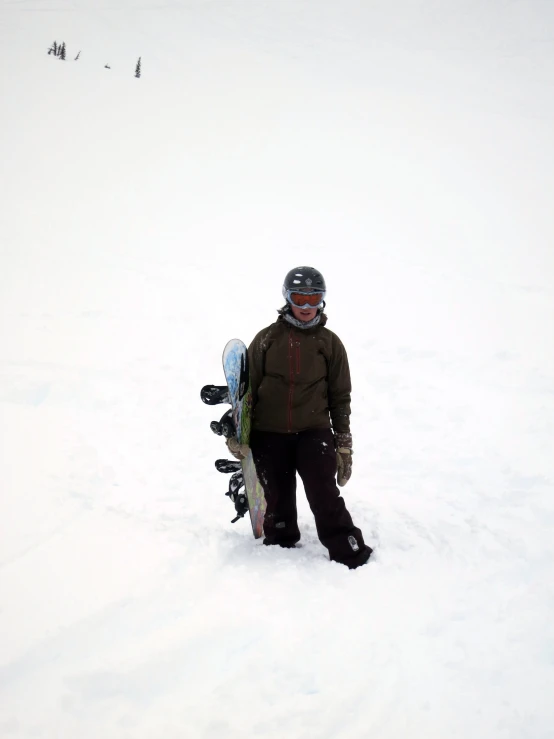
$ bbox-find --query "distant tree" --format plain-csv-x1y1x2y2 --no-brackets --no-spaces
60,42,67,60
51,41,58,56
135,57,141,78
104,64,111,69
75,50,81,61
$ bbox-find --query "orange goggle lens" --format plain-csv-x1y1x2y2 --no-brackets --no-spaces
289,292,325,307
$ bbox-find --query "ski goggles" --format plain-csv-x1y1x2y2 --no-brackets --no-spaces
285,290,326,308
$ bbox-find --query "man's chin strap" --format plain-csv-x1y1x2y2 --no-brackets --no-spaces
283,309,322,330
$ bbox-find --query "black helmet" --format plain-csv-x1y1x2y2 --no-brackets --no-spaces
282,266,326,309
283,266,326,293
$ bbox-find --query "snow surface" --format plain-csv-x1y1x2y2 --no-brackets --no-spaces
1,1,554,737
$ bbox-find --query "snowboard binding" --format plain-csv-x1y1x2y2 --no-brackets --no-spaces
215,459,248,522
215,459,242,474
200,384,230,405
209,408,235,438
226,470,248,522
201,384,236,438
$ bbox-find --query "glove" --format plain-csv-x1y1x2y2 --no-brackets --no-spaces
335,431,353,487
226,436,250,461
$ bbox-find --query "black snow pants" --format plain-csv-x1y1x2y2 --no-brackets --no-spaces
250,429,372,569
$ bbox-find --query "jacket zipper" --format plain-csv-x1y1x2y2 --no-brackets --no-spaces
288,328,295,432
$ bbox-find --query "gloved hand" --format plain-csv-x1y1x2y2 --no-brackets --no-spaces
335,431,353,487
226,436,250,461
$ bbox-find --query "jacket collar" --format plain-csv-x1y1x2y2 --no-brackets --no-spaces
277,307,328,330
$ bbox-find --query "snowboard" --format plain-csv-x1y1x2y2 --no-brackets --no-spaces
201,339,266,538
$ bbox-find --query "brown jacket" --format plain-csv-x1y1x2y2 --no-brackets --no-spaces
248,313,351,434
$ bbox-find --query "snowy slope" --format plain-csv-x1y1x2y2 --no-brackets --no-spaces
1,1,554,737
